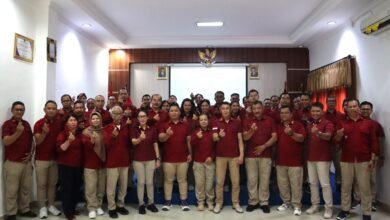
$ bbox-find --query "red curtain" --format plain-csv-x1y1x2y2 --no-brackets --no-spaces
312,87,346,113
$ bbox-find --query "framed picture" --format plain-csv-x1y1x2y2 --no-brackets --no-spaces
157,66,169,80
13,33,34,62
47,37,57,63
248,64,260,79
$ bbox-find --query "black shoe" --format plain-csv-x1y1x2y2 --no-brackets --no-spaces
336,183,342,192
116,207,129,215
139,205,146,215
372,202,377,212
336,211,350,220
20,211,37,218
6,215,16,220
108,210,118,219
157,187,164,194
246,204,260,212
260,205,270,213
363,215,371,220
147,204,159,213
65,214,76,220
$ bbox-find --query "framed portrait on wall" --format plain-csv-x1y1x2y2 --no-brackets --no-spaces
248,64,260,79
47,37,57,63
13,33,34,62
157,66,169,80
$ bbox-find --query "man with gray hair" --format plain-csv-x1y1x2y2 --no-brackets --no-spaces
103,106,130,218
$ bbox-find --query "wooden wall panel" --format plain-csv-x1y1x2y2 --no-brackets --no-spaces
108,48,310,95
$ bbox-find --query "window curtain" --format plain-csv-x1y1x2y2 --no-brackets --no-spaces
307,56,353,93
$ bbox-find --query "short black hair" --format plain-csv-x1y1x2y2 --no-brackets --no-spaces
252,100,263,106
220,101,231,107
280,105,292,112
12,101,25,110
215,91,224,96
61,94,72,101
231,93,239,97
142,94,151,100
199,99,211,106
44,100,57,108
279,92,290,99
342,98,350,106
270,95,279,100
248,89,259,95
311,102,324,110
264,98,271,102
169,102,180,110
73,100,84,107
301,92,311,99
347,98,360,106
64,113,78,124
230,101,240,106
360,101,373,109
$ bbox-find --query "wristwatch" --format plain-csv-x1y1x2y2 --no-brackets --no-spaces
156,156,161,161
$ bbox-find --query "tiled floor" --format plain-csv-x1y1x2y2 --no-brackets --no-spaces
17,204,390,220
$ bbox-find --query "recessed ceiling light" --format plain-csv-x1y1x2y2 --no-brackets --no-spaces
327,21,336,25
82,23,92,28
298,45,304,48
196,21,223,27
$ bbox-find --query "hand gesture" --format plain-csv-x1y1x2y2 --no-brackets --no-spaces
196,130,203,139
139,131,146,140
284,125,293,136
236,156,244,165
219,129,226,138
311,124,319,134
42,123,50,134
68,132,75,142
16,121,24,133
336,128,344,137
91,131,98,144
126,117,132,125
153,113,160,121
250,123,258,131
166,127,173,136
254,145,266,156
192,114,198,120
112,127,119,137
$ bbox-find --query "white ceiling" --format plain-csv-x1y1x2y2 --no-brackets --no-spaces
50,0,383,48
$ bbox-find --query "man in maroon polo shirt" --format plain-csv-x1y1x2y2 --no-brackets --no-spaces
58,94,73,124
305,102,334,218
2,101,37,220
275,105,306,216
353,101,385,211
139,94,151,112
335,99,378,220
243,101,277,213
299,93,312,125
73,101,87,130
212,102,244,214
34,100,62,218
158,103,192,211
323,95,345,192
210,91,225,119
103,106,130,218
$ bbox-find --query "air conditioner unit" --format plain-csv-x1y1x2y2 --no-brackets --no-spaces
360,9,390,35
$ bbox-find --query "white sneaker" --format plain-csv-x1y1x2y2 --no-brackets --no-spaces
277,203,290,211
97,208,104,216
39,207,48,219
293,208,302,216
48,205,61,216
232,204,243,213
324,207,333,219
213,204,222,214
88,211,97,219
306,205,319,214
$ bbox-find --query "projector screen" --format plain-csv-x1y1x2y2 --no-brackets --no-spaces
170,65,247,105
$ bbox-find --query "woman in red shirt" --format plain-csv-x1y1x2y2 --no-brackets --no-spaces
131,110,161,214
81,112,106,219
56,114,83,220
190,114,215,211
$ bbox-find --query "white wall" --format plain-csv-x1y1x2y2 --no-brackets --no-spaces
0,0,108,216
130,63,286,106
308,2,390,206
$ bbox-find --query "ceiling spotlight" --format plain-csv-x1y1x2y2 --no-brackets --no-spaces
327,21,336,25
196,21,223,27
82,23,92,28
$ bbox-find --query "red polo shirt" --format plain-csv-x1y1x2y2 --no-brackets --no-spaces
243,115,276,158
212,118,242,158
337,117,378,162
306,119,334,161
56,131,83,167
103,122,130,168
276,120,306,166
147,109,169,129
191,128,215,163
81,133,105,169
323,110,345,127
159,121,191,163
365,117,385,138
34,117,62,161
131,125,158,161
2,118,33,162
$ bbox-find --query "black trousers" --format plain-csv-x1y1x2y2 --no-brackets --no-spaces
58,164,82,217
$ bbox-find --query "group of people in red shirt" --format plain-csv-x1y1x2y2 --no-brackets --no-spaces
2,88,384,220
